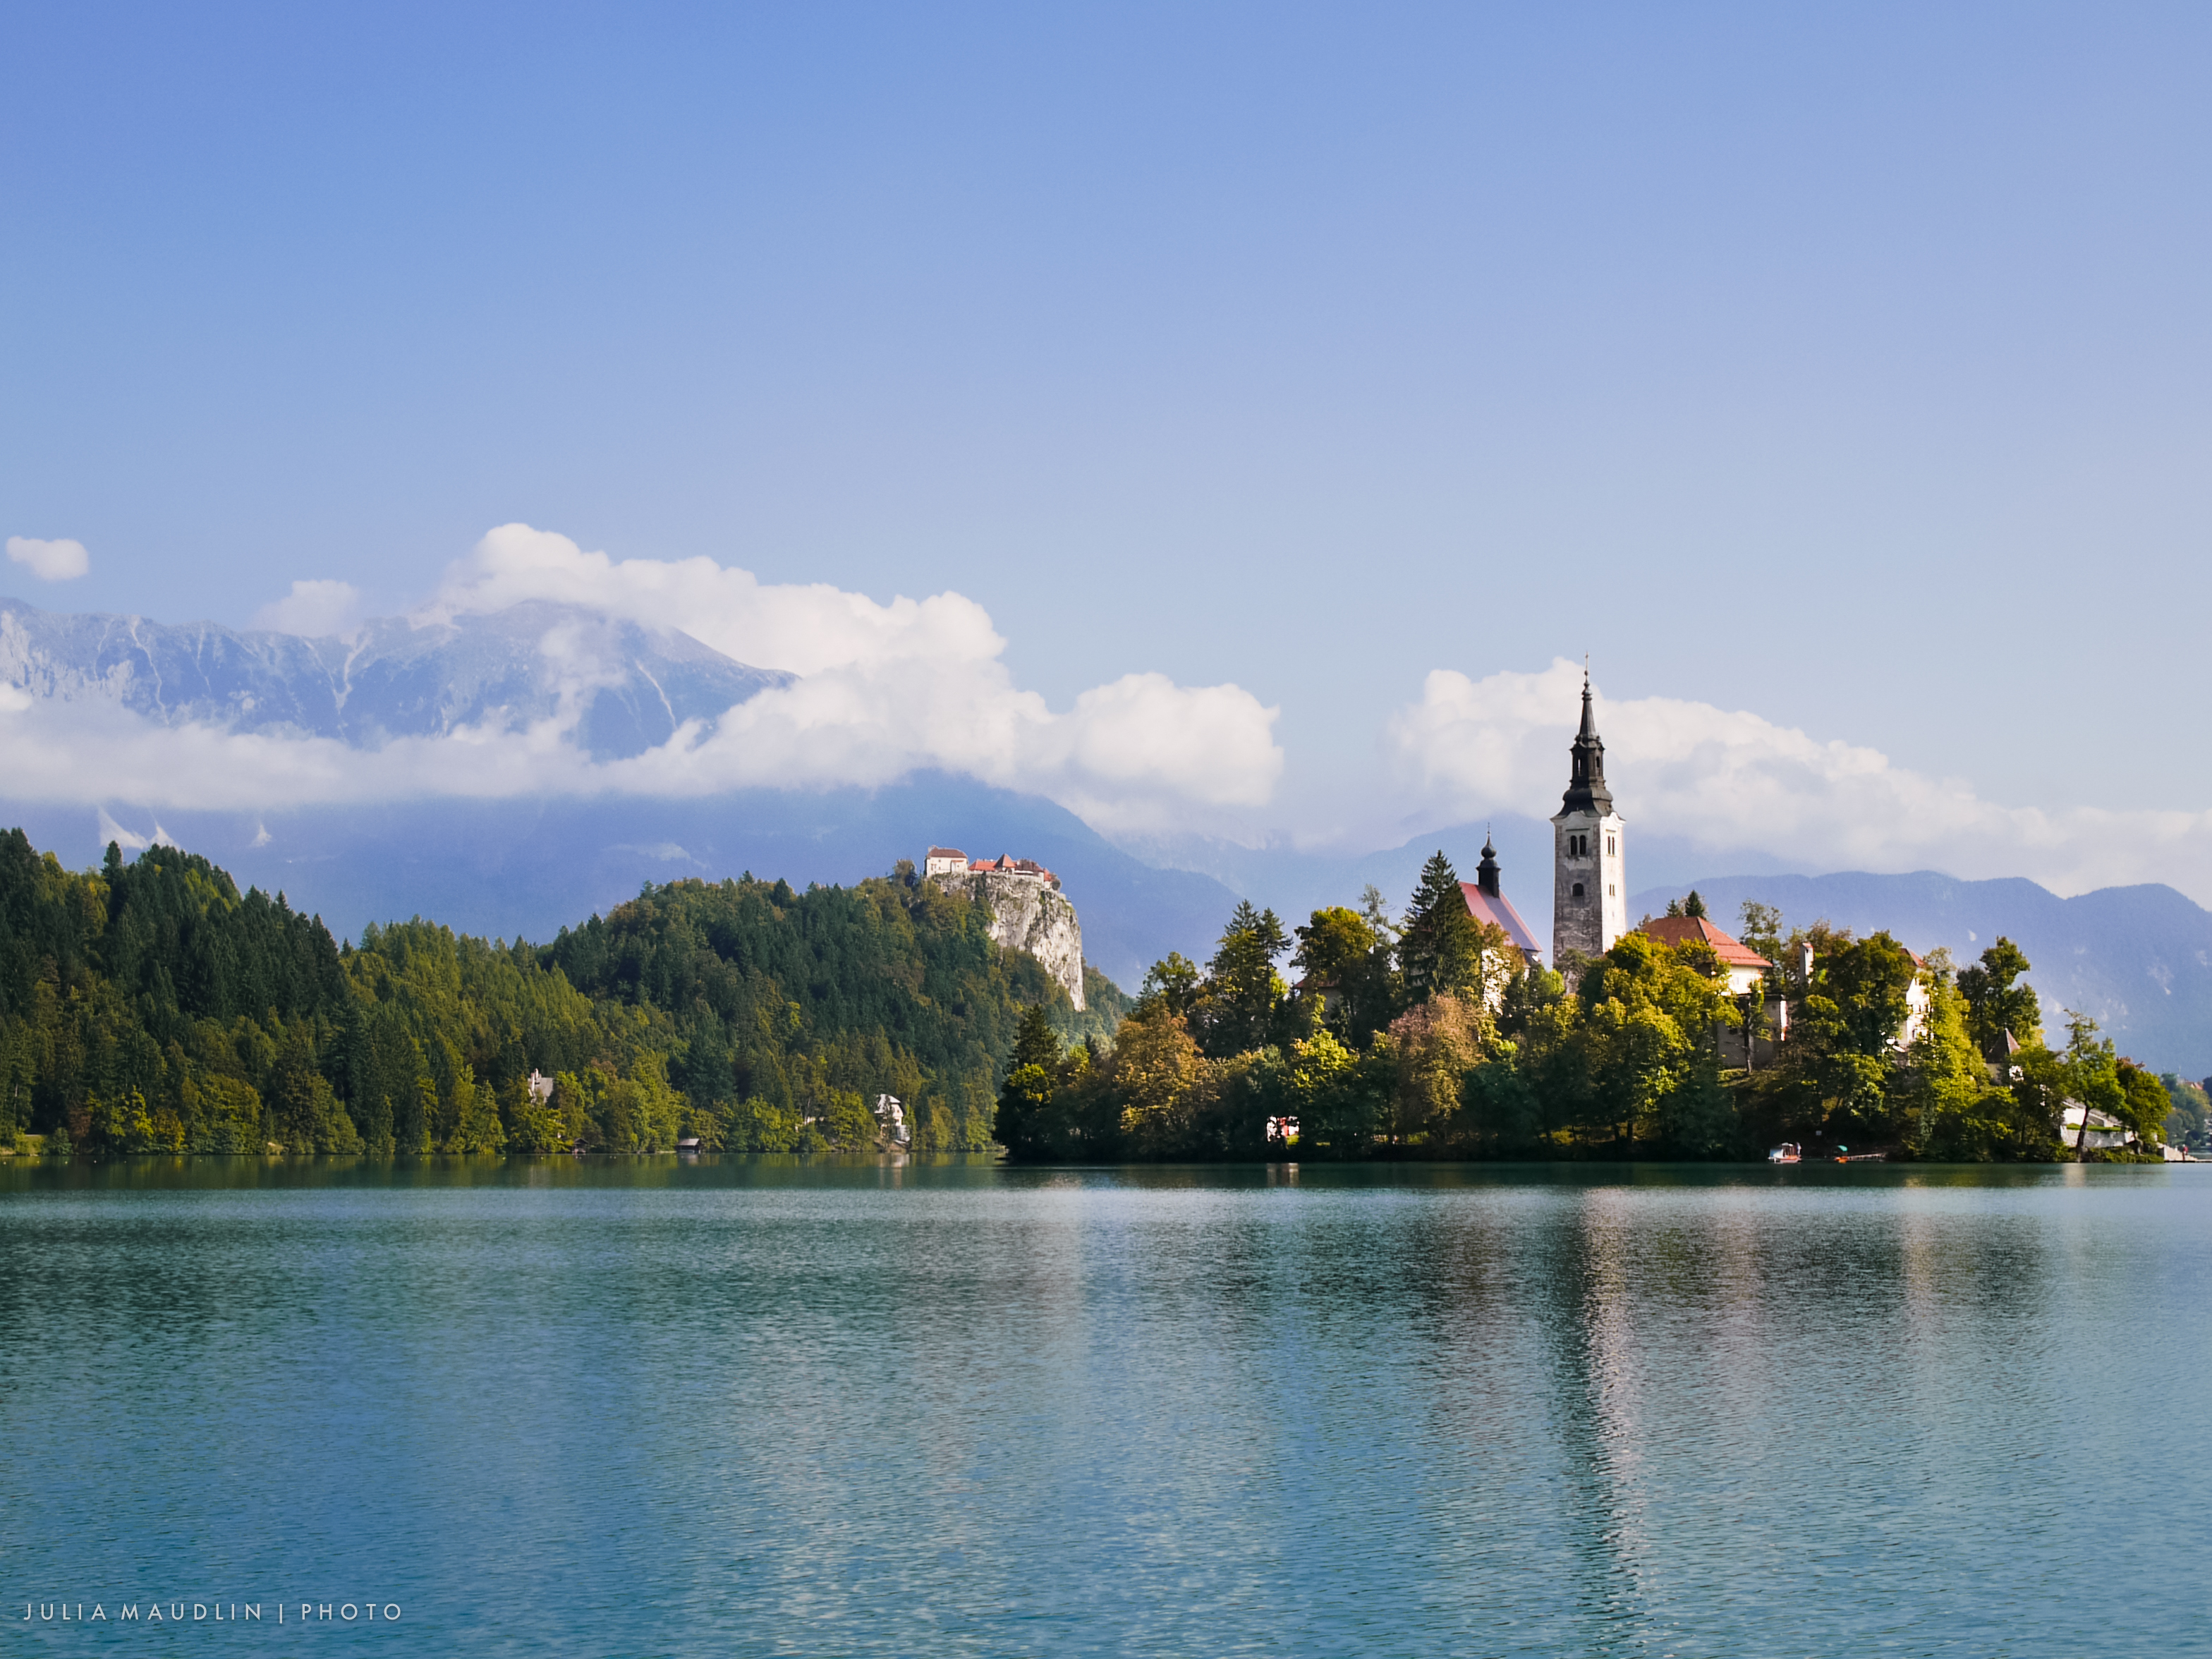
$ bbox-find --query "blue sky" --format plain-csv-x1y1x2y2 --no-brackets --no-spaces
3,4,2208,881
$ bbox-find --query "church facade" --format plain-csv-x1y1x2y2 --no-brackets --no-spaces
1550,673,1627,965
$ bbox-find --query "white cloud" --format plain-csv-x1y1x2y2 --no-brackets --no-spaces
0,524,1284,839
252,579,362,636
1390,658,2212,902
430,523,996,677
7,535,90,581
423,524,1284,834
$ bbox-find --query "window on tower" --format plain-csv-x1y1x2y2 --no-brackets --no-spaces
1572,882,1585,899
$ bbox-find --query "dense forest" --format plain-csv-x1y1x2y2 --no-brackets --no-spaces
0,830,1122,1157
997,853,2206,1163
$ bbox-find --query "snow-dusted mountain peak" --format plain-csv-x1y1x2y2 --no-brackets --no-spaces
0,597,789,759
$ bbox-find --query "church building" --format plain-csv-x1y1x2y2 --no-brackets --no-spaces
1552,672,1627,964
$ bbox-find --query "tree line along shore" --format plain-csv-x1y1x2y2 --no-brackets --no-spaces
0,829,1120,1159
0,830,2198,1164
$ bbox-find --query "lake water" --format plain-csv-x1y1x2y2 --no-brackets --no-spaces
1,1157,2206,1656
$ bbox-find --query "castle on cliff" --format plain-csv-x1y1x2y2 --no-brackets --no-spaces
923,846,1085,1010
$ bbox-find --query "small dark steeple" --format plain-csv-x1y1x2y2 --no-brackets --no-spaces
1476,829,1502,897
1560,669,1615,815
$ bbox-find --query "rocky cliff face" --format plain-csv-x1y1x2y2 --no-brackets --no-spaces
933,871,1086,1010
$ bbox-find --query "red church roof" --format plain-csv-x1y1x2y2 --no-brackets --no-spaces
1639,915,1772,969
1460,882,1543,961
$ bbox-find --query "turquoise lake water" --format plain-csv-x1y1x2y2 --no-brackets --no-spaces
1,1157,2206,1655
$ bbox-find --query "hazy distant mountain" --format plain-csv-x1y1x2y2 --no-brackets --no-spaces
0,597,787,759
11,774,1241,994
1632,870,2212,1076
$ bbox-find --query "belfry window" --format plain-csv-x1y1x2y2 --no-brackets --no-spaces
1572,882,1584,898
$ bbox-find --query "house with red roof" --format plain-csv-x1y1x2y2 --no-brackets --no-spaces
1638,914,1773,998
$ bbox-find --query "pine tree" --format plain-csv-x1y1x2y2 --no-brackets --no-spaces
1399,853,1480,1002
995,1003,1062,1156
1200,902,1288,1057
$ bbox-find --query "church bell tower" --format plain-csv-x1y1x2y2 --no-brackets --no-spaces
1551,671,1626,966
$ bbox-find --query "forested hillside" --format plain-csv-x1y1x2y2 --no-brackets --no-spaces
0,830,1122,1157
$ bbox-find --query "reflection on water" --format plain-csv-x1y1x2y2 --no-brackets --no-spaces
0,1157,2204,1656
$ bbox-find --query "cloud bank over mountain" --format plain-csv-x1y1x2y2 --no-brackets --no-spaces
0,524,1285,838
1389,660,2212,904
1,525,2202,906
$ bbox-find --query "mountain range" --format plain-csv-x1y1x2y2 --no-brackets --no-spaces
0,596,785,759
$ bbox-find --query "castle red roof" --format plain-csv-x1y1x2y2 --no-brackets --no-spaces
1639,915,1772,970
926,846,966,861
1459,882,1543,961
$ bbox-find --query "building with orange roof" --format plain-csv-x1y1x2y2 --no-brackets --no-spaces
1638,914,1772,997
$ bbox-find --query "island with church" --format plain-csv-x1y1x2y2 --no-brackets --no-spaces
992,674,2198,1165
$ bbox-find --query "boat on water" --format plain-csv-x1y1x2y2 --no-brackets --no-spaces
1768,1143,1801,1164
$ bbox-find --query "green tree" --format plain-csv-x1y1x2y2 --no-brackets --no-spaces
1399,853,1481,1004
1571,934,1732,1151
1138,953,1202,1020
1284,1028,1368,1149
1461,1044,1543,1155
1738,901,1784,965
1292,906,1397,1045
443,1064,506,1153
2115,1059,2174,1151
1902,968,2011,1160
993,1003,1061,1157
1378,992,1485,1145
1820,933,1919,1059
1197,902,1289,1058
1113,1004,1213,1159
1958,937,2043,1056
1658,1043,1735,1157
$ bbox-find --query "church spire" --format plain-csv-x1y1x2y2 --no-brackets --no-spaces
1476,828,1502,897
1560,669,1614,815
